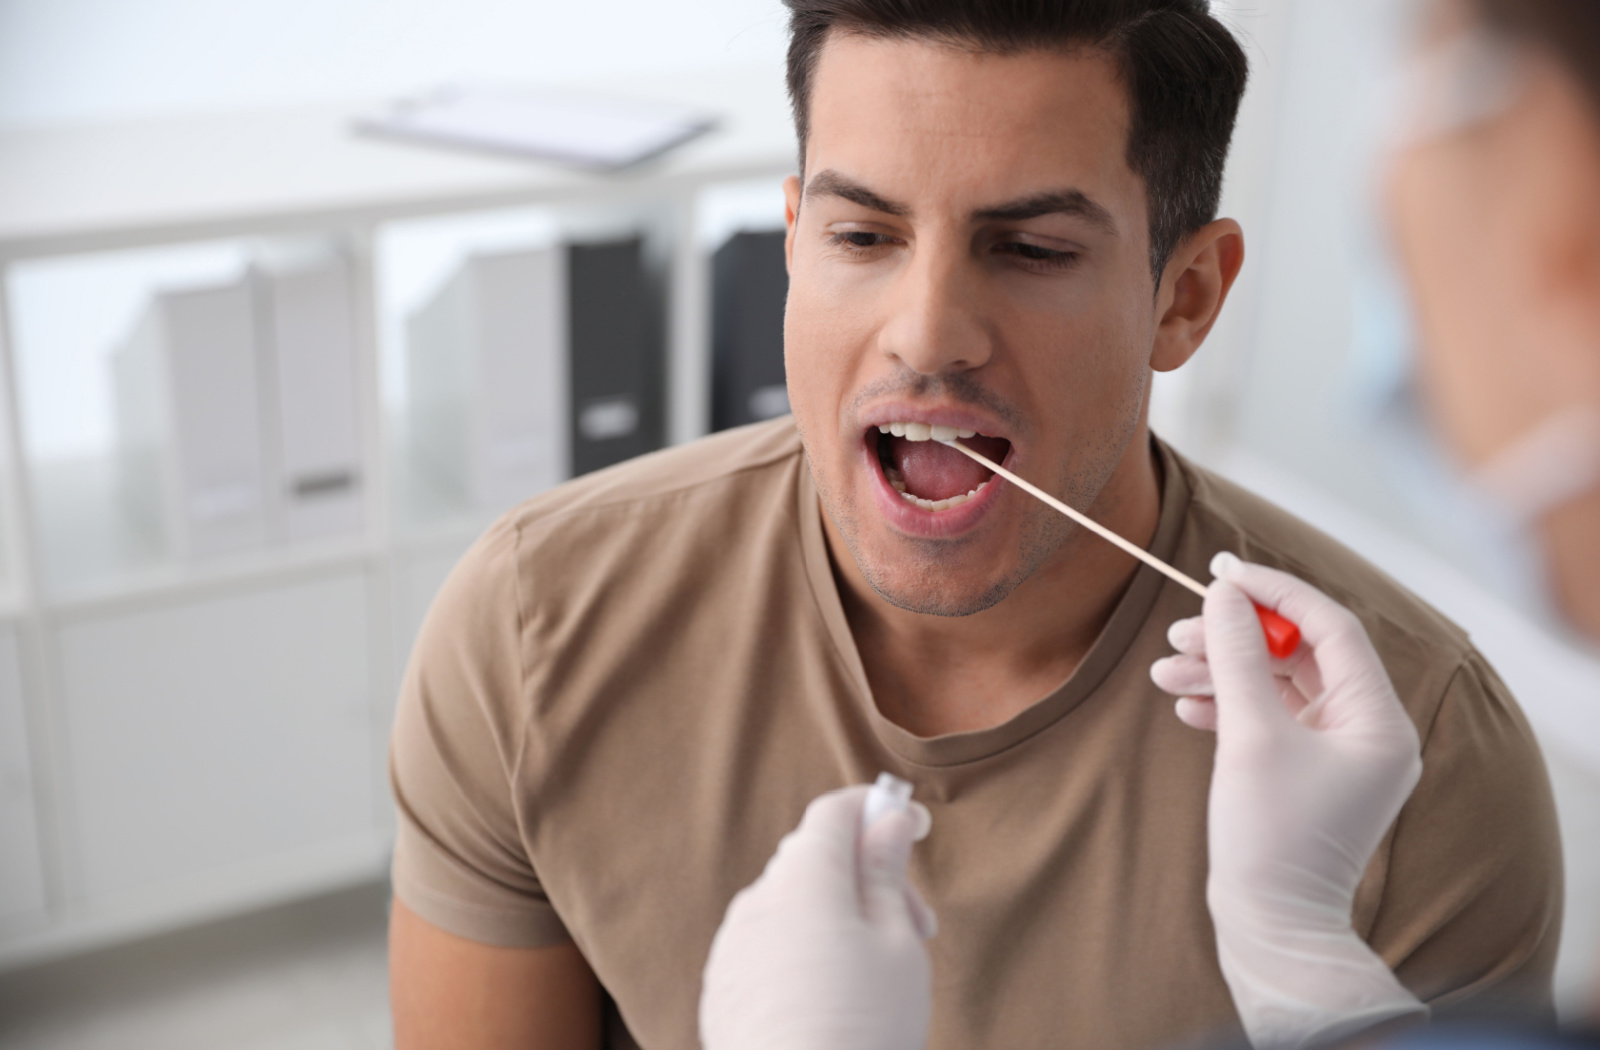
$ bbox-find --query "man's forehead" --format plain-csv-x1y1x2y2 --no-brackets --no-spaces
804,31,1137,207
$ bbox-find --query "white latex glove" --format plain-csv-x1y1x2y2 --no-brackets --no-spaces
699,784,937,1050
1150,553,1429,1050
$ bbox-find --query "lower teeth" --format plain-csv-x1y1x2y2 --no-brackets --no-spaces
898,483,984,512
882,456,987,512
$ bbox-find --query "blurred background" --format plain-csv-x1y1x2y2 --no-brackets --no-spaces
0,0,1595,1046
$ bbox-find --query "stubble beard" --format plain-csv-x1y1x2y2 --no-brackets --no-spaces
804,401,1144,619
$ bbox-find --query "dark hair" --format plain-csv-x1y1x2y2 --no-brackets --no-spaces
1475,0,1600,115
782,0,1250,279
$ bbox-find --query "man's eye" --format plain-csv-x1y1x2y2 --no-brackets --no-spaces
998,241,1078,268
831,231,891,250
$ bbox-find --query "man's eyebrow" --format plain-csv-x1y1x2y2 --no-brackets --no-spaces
803,170,909,217
972,190,1118,234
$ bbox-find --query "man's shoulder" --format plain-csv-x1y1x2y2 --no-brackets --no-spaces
1172,449,1476,682
448,416,806,604
512,416,804,530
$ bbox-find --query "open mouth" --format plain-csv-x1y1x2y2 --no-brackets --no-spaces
874,422,1013,512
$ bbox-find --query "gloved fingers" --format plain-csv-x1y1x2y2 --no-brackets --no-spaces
1167,616,1206,656
1153,646,1304,699
761,785,873,908
1206,554,1396,732
1210,553,1377,674
1156,653,1315,729
908,800,932,842
1286,655,1326,710
1174,696,1219,731
858,807,921,932
1201,574,1297,734
1211,555,1415,735
1172,612,1315,675
801,784,927,841
1276,674,1316,720
1151,653,1215,697
903,880,939,940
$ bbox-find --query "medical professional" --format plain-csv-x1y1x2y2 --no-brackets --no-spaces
699,0,1600,1047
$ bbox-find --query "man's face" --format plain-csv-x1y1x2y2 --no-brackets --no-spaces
785,34,1162,616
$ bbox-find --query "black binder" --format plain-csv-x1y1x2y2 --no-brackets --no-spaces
568,237,666,475
711,230,790,432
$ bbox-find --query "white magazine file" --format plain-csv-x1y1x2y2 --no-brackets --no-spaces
254,250,364,542
112,250,365,560
114,278,270,558
406,246,569,511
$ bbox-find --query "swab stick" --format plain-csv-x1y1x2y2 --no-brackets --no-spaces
936,438,1302,659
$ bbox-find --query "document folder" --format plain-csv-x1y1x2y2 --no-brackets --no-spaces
407,246,570,510
406,235,665,506
711,230,790,432
568,237,664,476
255,251,364,542
114,278,270,558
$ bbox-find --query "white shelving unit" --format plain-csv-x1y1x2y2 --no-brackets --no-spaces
0,65,796,969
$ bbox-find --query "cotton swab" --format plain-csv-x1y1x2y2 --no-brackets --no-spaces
937,438,1302,659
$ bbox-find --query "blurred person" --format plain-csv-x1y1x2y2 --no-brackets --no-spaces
1388,0,1600,644
704,1,1600,1048
386,2,1564,1048
1225,0,1600,1032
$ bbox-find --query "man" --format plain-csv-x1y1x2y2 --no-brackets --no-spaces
387,2,1563,1048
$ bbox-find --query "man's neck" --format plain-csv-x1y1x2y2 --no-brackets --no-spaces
826,433,1164,738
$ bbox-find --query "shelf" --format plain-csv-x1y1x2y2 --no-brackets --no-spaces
24,447,514,613
0,71,800,966
0,66,797,261
29,454,384,614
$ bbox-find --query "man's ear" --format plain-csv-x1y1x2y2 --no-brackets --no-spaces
1151,218,1245,372
783,175,802,276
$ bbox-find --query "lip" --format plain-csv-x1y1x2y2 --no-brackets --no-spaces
857,403,1018,539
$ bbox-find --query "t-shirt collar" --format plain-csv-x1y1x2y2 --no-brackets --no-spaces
797,436,1194,768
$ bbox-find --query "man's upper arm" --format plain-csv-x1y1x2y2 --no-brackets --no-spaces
391,897,602,1050
389,520,574,947
1367,650,1564,1019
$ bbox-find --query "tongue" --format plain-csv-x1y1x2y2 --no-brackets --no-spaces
888,435,1008,501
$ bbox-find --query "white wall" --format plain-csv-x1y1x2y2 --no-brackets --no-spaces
0,0,789,130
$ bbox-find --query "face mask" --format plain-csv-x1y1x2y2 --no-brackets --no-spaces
1350,270,1600,628
1370,21,1600,630
1363,370,1555,619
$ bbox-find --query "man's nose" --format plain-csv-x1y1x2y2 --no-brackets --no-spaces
877,245,994,376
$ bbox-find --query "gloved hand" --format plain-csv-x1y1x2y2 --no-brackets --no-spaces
700,784,937,1050
1150,553,1429,1050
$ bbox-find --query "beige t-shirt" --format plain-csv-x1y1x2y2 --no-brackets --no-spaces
390,418,1562,1050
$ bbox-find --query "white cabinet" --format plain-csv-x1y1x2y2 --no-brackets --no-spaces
0,627,46,929
56,571,374,902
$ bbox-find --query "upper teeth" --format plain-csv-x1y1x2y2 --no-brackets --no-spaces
878,422,977,441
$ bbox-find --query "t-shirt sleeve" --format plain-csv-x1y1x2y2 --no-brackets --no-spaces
1362,650,1563,1020
388,520,572,948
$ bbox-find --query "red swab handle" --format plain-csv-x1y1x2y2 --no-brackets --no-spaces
1255,605,1301,659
